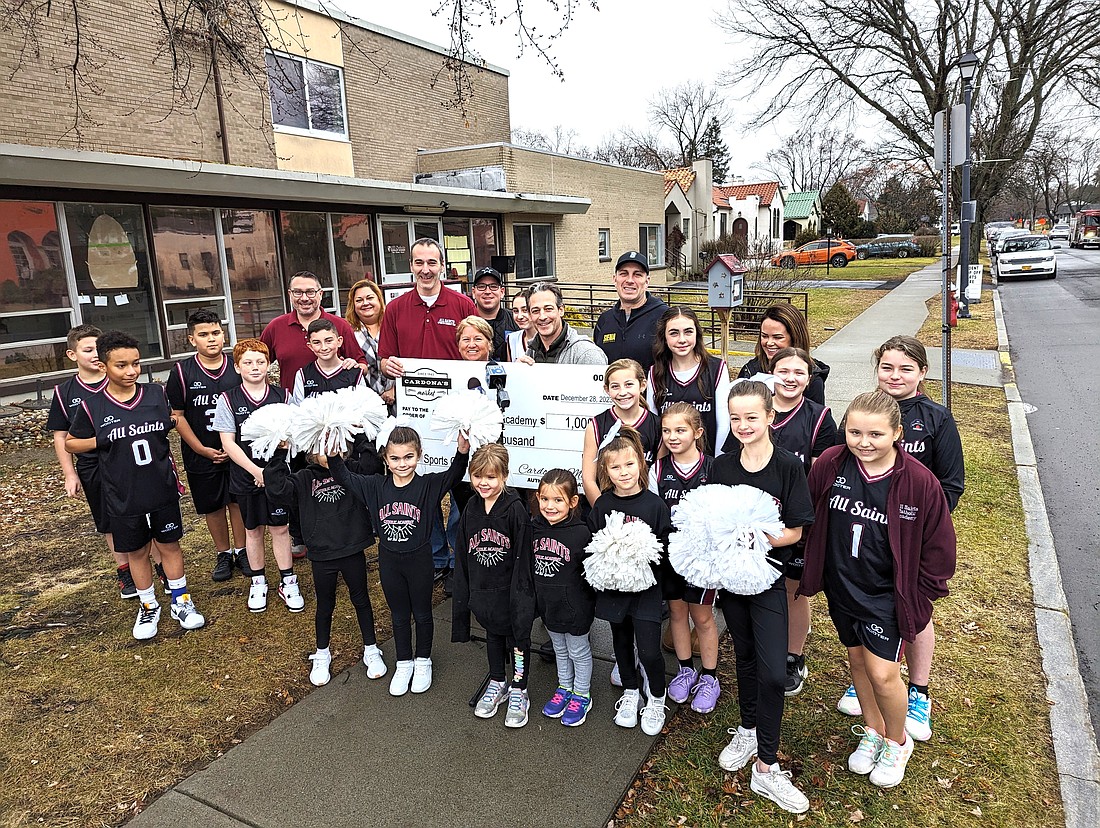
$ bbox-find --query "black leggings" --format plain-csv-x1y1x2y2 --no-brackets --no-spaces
721,578,788,766
486,631,531,689
378,548,435,660
610,616,666,697
310,554,376,650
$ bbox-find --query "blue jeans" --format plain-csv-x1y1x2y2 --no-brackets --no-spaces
431,492,459,570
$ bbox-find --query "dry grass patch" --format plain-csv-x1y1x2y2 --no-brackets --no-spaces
917,295,999,350
809,289,890,348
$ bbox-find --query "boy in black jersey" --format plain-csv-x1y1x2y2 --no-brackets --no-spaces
166,310,245,582
292,318,365,402
66,331,206,640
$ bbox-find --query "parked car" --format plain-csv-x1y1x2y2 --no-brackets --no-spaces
984,221,1016,242
771,239,857,269
855,237,922,259
996,235,1057,280
1050,223,1071,241
991,227,1029,255
950,222,960,235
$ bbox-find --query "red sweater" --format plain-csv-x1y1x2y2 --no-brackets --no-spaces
798,444,957,641
378,286,477,362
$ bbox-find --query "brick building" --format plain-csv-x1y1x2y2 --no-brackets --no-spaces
0,0,664,389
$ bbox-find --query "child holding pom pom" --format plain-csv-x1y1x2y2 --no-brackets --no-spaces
710,380,814,814
587,427,673,737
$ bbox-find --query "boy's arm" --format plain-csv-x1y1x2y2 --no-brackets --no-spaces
291,370,305,405
51,432,81,496
64,404,97,455
173,409,226,463
220,431,264,488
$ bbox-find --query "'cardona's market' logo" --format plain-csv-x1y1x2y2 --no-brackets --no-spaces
401,367,452,402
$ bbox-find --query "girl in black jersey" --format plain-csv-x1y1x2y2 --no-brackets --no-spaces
647,308,732,458
649,403,720,714
582,359,660,507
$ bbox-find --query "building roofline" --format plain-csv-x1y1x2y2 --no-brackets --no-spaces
417,142,666,176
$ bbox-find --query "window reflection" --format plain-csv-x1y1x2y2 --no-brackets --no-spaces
222,209,283,339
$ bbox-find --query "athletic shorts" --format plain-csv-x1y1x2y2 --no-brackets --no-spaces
77,465,109,535
238,489,290,530
829,605,905,663
110,502,185,554
681,584,721,606
186,468,233,515
784,540,806,581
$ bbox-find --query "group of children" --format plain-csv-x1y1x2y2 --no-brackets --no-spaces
49,302,961,815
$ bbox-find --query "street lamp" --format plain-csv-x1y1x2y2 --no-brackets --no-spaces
957,49,979,319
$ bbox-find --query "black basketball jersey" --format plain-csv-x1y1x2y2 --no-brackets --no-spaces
593,407,661,467
223,384,292,493
68,384,181,517
47,374,107,474
651,454,714,513
650,355,725,455
166,355,242,474
771,398,837,474
294,362,363,401
824,454,895,621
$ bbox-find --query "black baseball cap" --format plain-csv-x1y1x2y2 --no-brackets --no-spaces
472,266,503,285
615,251,649,274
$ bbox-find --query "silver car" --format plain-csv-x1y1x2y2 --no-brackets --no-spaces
996,235,1057,280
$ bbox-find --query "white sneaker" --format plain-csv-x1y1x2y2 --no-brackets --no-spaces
474,679,509,718
837,684,862,716
718,726,759,771
905,687,933,741
640,693,668,736
389,660,415,696
169,595,206,631
309,650,332,686
363,645,387,679
847,725,885,775
247,578,268,612
410,657,433,693
132,601,161,640
504,688,530,728
610,660,622,687
751,762,810,814
613,689,640,728
278,575,305,612
869,734,914,788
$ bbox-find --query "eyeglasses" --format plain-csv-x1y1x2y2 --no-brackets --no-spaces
289,288,320,298
473,283,501,292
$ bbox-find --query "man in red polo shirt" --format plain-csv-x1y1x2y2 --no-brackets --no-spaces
378,238,477,378
261,271,366,390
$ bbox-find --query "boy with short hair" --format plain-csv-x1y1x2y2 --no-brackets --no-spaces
166,309,247,582
292,318,365,403
214,339,304,613
66,331,206,640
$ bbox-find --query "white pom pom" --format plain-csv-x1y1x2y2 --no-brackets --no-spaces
240,403,297,461
668,484,786,595
583,511,663,593
430,390,503,451
287,385,384,456
375,415,412,453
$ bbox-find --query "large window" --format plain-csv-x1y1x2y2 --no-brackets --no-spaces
281,211,338,311
265,52,348,139
471,218,499,271
513,224,554,281
378,217,442,284
221,209,283,340
640,224,663,269
331,213,375,305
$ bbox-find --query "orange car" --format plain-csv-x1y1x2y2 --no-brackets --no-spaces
771,239,857,269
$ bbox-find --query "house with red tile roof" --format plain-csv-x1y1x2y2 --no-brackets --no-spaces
663,159,714,274
712,179,785,254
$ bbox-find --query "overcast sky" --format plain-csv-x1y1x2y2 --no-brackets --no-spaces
338,0,790,182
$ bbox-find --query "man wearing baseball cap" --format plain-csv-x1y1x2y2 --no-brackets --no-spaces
470,266,515,361
593,251,669,372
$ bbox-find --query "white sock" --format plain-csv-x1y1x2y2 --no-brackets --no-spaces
251,575,266,585
137,585,157,605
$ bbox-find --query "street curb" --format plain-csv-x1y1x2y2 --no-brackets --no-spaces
993,287,1100,827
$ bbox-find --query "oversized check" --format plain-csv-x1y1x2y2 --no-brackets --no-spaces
396,359,608,490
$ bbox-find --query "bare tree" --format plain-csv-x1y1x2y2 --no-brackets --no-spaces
589,129,674,171
647,82,730,168
761,125,867,193
510,124,583,154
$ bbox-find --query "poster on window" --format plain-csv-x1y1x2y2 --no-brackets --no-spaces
395,359,608,490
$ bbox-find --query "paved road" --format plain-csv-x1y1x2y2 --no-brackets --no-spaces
999,245,1100,746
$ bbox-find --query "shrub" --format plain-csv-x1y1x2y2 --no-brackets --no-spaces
792,228,820,248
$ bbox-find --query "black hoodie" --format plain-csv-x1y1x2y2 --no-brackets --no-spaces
530,512,596,636
593,292,670,372
451,489,535,643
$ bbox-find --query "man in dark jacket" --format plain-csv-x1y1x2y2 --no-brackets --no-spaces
593,251,669,372
470,266,515,361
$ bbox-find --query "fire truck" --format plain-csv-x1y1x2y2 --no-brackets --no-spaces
1069,209,1100,249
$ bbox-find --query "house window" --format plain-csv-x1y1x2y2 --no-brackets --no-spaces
598,228,611,261
682,217,691,239
639,224,663,268
265,52,348,139
514,224,554,281
719,213,728,237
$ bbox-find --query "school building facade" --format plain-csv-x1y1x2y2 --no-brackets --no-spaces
0,0,665,392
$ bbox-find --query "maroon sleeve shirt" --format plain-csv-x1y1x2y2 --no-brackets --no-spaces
260,311,366,390
378,287,477,362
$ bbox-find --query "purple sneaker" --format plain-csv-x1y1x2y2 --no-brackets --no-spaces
542,687,572,718
561,693,592,727
668,666,698,704
690,674,721,714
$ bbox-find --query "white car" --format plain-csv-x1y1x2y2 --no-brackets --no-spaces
1050,224,1070,241
996,235,1057,280
991,227,1029,255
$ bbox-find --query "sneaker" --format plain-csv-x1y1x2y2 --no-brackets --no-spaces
117,566,137,600
410,657,433,693
869,734,914,788
751,763,810,814
247,578,268,612
291,543,307,560
169,595,206,631
667,666,698,704
561,693,592,727
718,726,759,771
505,688,530,728
278,575,305,612
542,686,572,718
212,551,235,582
613,689,640,728
785,654,808,696
475,679,509,718
363,645,387,679
610,660,622,687
389,660,415,696
690,675,721,714
132,601,161,640
847,725,885,775
837,684,862,716
309,650,332,686
640,693,668,736
234,551,254,577
905,687,932,742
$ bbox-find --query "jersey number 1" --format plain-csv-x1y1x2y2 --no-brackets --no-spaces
132,439,153,466
850,523,864,559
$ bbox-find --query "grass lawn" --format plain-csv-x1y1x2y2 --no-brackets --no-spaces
616,383,1063,827
808,288,889,348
